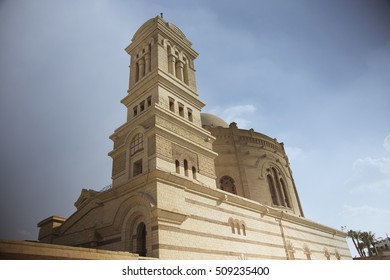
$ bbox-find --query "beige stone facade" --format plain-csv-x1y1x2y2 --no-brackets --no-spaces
36,16,351,260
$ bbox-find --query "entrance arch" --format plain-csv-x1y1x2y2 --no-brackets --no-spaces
136,222,147,257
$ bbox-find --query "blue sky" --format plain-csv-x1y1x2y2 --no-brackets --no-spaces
1,0,389,257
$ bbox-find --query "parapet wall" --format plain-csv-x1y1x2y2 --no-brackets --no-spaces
0,239,139,260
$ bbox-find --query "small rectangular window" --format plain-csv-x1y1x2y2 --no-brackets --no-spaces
133,159,143,177
178,103,184,117
133,106,138,116
187,108,193,122
169,98,175,112
140,101,145,112
147,96,152,107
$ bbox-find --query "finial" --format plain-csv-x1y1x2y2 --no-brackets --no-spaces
160,12,163,18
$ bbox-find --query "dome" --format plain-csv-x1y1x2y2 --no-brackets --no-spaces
132,16,187,42
201,113,229,128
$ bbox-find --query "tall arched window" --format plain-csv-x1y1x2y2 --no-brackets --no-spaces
220,176,236,195
280,178,291,208
267,167,291,208
192,166,197,179
184,160,189,176
175,160,180,173
267,175,278,205
130,133,143,155
136,222,147,257
272,168,284,206
183,58,189,85
135,62,139,82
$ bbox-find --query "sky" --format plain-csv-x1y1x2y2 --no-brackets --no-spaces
0,0,389,257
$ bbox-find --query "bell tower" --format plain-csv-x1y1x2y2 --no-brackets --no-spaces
109,15,217,190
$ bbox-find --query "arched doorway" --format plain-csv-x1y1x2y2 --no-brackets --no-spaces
136,222,147,257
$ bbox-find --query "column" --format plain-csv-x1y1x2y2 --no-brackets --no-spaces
175,61,184,81
168,55,176,76
138,58,145,79
145,53,151,74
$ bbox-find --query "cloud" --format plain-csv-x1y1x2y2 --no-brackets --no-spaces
345,134,390,193
341,205,390,246
284,146,305,162
342,204,390,219
384,134,390,152
344,156,390,193
208,104,257,129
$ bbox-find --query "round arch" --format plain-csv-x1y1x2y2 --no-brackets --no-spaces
114,194,155,257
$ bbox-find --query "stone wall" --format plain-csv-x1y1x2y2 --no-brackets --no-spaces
0,239,139,260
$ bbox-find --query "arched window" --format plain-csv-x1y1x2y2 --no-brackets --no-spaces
280,179,291,208
130,133,143,155
228,218,235,234
136,222,147,257
192,166,197,179
235,220,241,235
175,160,180,173
272,168,284,206
220,176,236,194
267,167,291,208
241,223,246,236
183,59,189,85
184,160,189,176
228,218,247,236
267,175,278,205
135,62,139,82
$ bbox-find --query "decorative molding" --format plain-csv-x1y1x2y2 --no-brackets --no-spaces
153,208,188,225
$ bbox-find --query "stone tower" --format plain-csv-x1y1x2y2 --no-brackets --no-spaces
104,16,218,257
109,16,217,189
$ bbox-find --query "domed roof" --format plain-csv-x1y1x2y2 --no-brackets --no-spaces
201,113,229,128
132,16,187,42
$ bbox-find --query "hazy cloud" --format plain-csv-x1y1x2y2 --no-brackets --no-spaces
284,146,307,162
345,157,390,193
342,204,390,219
341,204,390,237
16,229,35,240
344,134,390,193
208,104,257,129
384,134,390,152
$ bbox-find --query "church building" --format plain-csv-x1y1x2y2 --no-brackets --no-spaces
37,16,351,260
